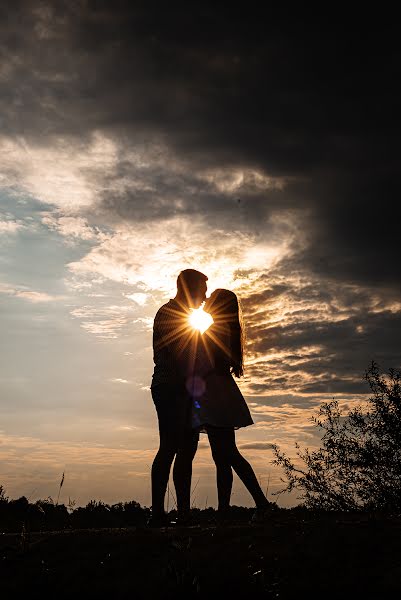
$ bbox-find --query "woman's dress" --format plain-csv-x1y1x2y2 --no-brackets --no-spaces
191,322,254,432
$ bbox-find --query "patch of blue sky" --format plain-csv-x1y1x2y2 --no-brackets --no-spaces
0,191,96,294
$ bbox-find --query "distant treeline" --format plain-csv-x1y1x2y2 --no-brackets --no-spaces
0,488,267,532
0,492,146,532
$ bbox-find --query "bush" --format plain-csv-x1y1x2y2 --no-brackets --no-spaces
272,362,401,511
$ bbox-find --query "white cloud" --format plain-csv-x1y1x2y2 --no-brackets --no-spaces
70,304,136,318
41,214,98,241
79,318,128,339
132,317,153,332
14,290,58,303
0,283,59,303
0,220,25,234
69,304,138,338
67,217,290,297
0,132,118,211
125,292,149,306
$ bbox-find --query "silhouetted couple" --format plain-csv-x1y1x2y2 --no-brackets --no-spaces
150,269,270,526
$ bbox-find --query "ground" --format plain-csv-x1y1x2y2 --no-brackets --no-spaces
2,511,401,599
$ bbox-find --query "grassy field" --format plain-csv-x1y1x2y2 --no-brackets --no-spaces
2,510,401,599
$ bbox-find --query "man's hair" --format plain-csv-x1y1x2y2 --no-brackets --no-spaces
177,269,208,295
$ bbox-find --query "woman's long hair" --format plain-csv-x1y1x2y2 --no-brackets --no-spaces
209,289,245,378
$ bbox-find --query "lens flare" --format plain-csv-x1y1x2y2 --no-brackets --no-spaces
188,308,214,333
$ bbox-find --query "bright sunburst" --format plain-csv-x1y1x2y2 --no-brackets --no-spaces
189,307,214,333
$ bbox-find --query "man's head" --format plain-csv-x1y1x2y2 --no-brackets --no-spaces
176,269,208,308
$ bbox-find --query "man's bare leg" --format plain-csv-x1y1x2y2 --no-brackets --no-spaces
173,430,199,516
151,435,177,518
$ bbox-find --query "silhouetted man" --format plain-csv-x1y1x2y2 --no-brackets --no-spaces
150,269,208,526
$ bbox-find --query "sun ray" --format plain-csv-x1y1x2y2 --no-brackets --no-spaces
203,326,232,359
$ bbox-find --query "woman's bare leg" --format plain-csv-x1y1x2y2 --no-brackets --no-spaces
208,426,269,508
207,426,233,511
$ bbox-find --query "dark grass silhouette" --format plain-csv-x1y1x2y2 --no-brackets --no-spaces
0,487,272,533
1,507,401,599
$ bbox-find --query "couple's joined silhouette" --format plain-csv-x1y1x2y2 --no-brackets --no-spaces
150,269,270,526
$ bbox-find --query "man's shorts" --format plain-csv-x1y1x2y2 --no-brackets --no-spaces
151,383,199,443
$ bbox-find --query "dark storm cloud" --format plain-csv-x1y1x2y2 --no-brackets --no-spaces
91,156,292,233
1,2,400,285
242,271,401,395
248,311,401,357
248,394,322,409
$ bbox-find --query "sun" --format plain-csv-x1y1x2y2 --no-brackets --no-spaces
188,307,214,333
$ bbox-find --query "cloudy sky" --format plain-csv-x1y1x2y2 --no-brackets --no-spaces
1,3,400,509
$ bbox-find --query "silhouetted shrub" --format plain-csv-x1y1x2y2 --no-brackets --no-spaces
70,500,116,529
68,499,149,529
272,362,401,511
7,496,30,529
117,500,148,526
34,498,69,530
0,485,9,529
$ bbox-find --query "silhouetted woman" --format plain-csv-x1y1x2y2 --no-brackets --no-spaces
191,288,270,518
